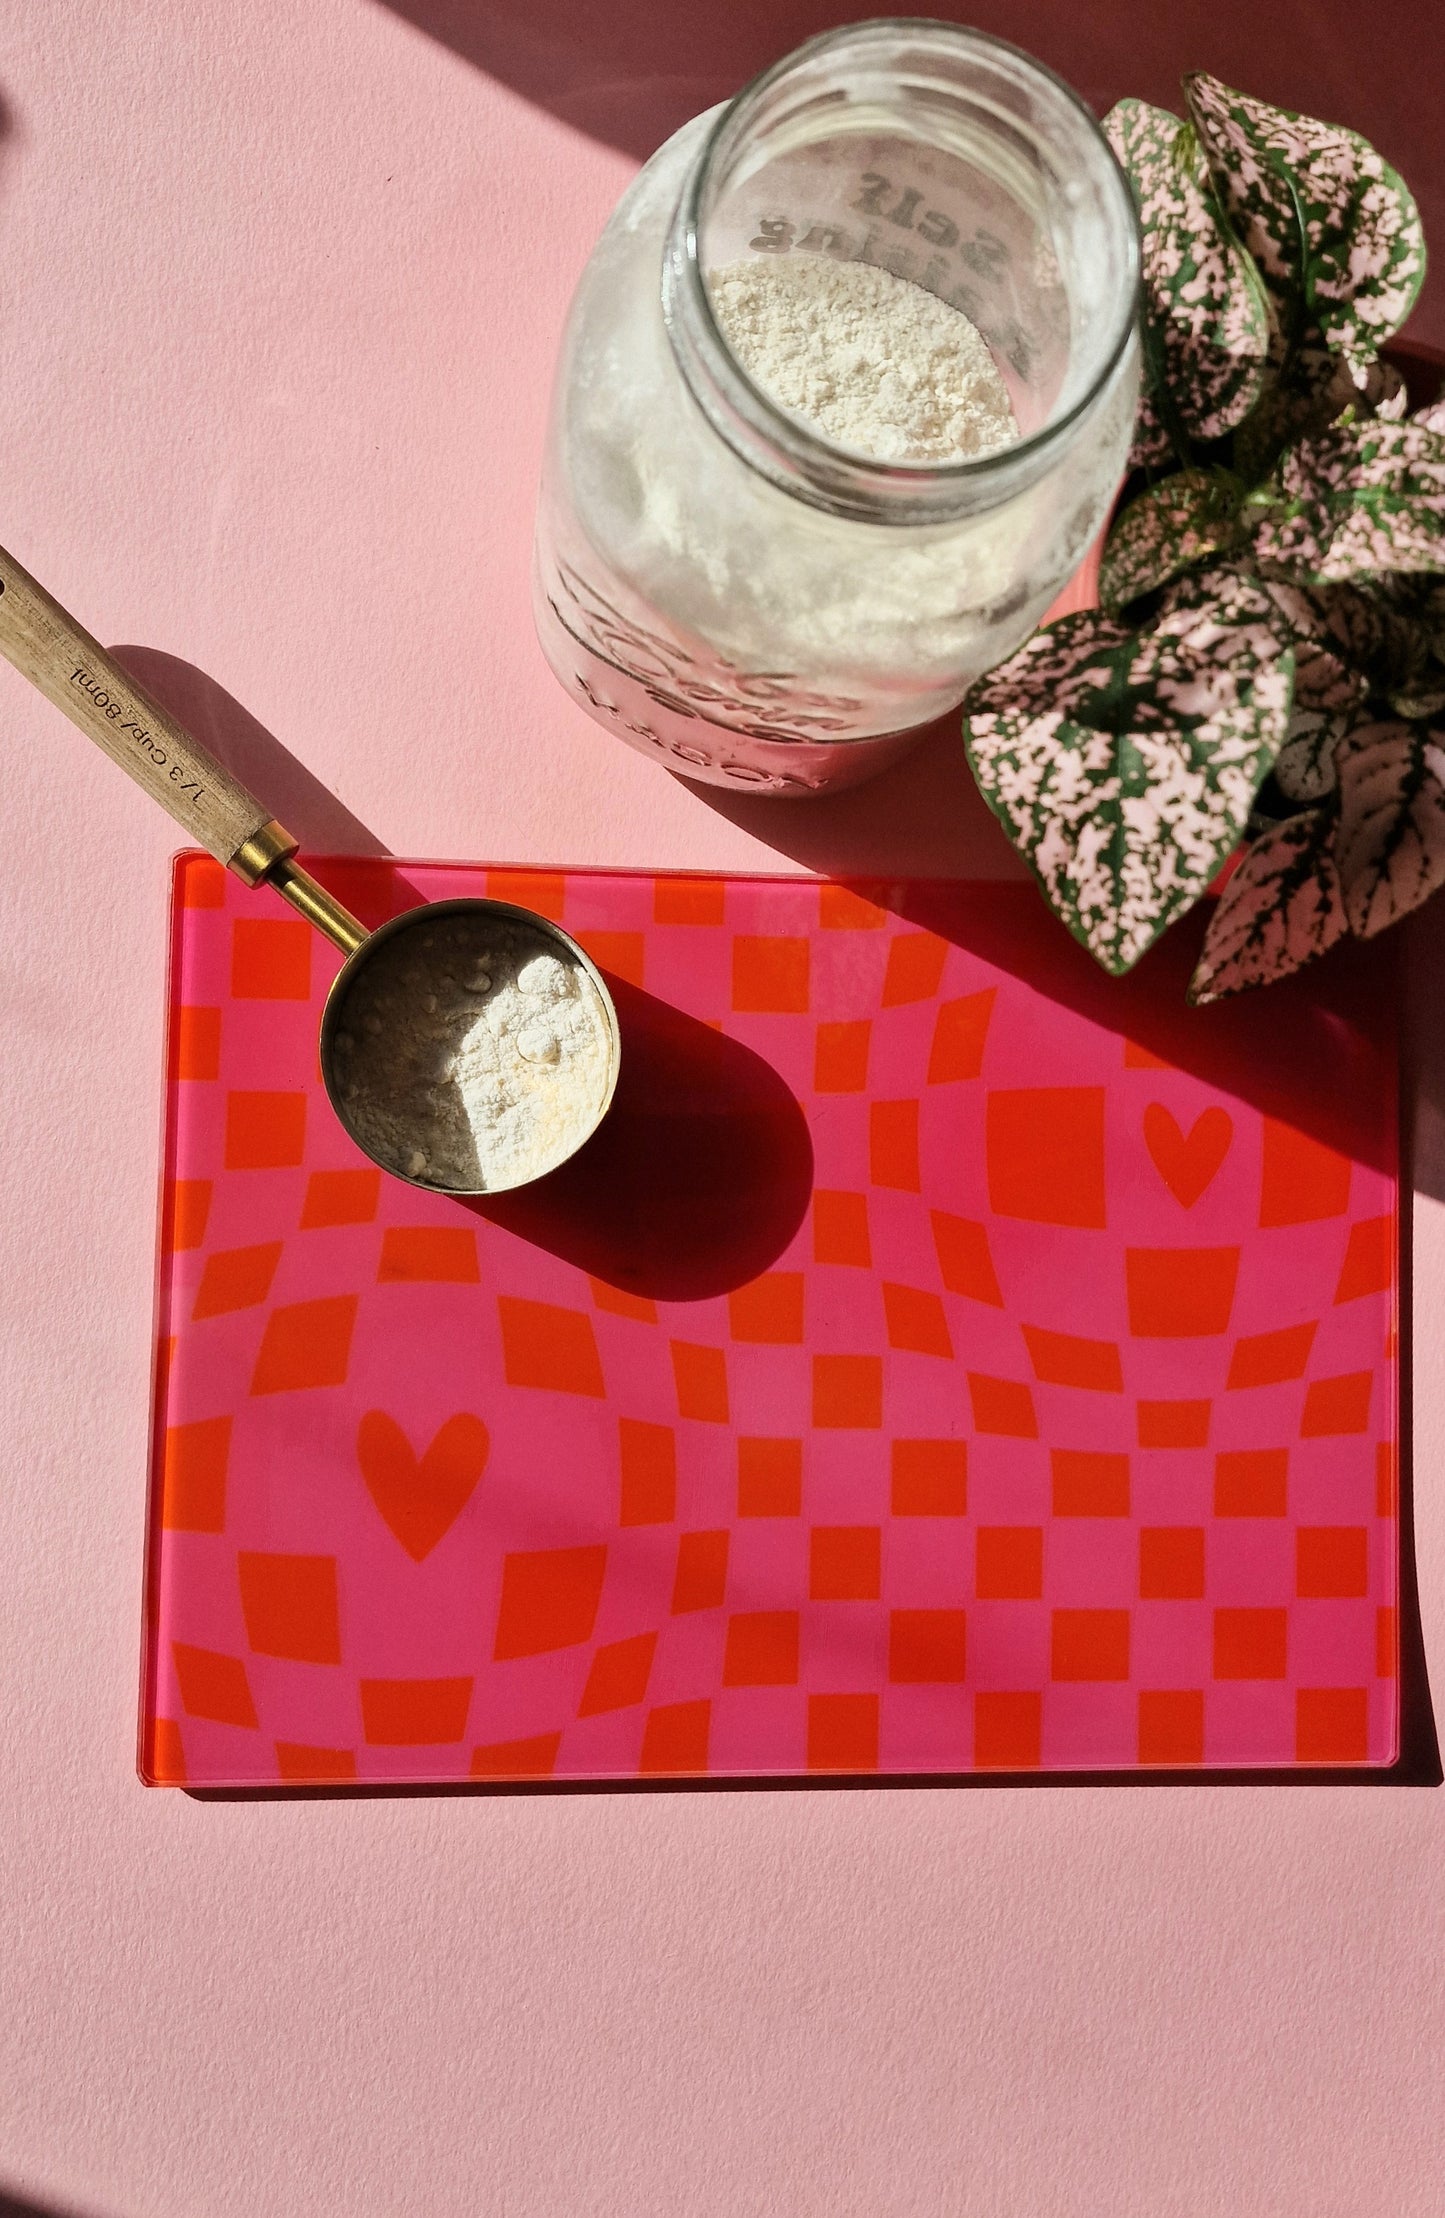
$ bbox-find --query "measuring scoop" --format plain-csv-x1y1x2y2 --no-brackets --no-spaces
0,542,621,1194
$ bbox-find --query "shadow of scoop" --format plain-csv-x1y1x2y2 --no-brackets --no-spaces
465,975,814,1300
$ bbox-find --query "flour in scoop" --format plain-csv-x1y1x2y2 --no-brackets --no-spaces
708,255,1019,463
332,917,614,1191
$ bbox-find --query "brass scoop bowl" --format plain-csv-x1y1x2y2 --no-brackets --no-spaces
0,543,621,1194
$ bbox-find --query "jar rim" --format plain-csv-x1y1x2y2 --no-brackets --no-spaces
665,16,1141,524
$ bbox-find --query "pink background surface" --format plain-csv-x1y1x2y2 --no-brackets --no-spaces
0,3,1442,2214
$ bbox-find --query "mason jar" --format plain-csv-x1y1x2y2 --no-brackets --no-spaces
533,18,1140,798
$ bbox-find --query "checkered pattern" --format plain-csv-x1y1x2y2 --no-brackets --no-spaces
144,859,1400,1786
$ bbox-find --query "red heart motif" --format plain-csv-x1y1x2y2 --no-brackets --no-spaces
1143,1103,1233,1209
357,1411,489,1561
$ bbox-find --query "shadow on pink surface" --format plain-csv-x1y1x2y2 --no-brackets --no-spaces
369,0,1442,347
0,2190,96,2218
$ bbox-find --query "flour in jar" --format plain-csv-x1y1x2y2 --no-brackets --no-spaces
331,916,615,1192
707,255,1019,463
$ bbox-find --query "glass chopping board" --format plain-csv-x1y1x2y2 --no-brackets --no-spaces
142,856,1400,1786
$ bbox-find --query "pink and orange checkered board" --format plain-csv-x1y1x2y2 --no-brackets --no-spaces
143,855,1401,1787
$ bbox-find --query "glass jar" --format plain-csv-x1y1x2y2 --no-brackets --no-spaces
533,18,1139,798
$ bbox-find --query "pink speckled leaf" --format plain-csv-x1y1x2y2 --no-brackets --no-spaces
1184,74,1426,381
963,573,1293,975
1335,718,1445,936
1189,808,1346,1000
1253,420,1445,582
1100,470,1242,611
1272,644,1369,802
1104,99,1270,446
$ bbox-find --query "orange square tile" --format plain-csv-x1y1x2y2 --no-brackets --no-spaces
172,1642,257,1729
573,929,645,987
819,883,887,929
1227,1322,1317,1388
889,1608,966,1683
299,1167,380,1228
1126,1247,1239,1336
161,1414,231,1533
927,989,995,1083
1051,1608,1129,1681
987,1086,1106,1227
810,1525,881,1600
813,1190,871,1267
171,1005,221,1082
1137,1399,1210,1448
1260,1119,1351,1226
487,868,566,918
1296,1526,1368,1598
231,917,312,999
654,875,726,925
360,1676,473,1743
275,1742,358,1783
931,1213,1003,1305
1052,1449,1130,1517
1301,1371,1372,1437
1213,1607,1287,1679
1376,1441,1398,1518
882,1282,953,1358
882,932,947,1005
807,1691,878,1771
179,856,226,906
812,1354,883,1428
224,1089,306,1169
733,935,809,1012
728,1271,804,1343
250,1294,357,1394
723,1611,800,1686
1295,1687,1368,1763
814,1020,871,1092
1023,1326,1123,1392
378,1225,480,1283
470,1731,561,1779
738,1437,802,1517
1139,1527,1205,1599
976,1527,1043,1599
579,1631,657,1715
168,1179,212,1251
1334,1215,1394,1304
237,1552,341,1664
892,1439,967,1517
192,1239,283,1320
494,1546,607,1658
145,1718,186,1783
590,1278,658,1322
968,1373,1038,1438
671,1340,729,1422
1214,1448,1288,1517
672,1529,730,1612
499,1296,605,1397
639,1697,711,1773
974,1690,1041,1768
1138,1689,1204,1765
619,1419,676,1525
870,1099,920,1190
1377,1605,1397,1678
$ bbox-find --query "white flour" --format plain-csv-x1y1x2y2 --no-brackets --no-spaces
708,255,1018,463
333,916,614,1192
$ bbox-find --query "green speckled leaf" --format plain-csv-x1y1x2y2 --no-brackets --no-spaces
1189,809,1346,1000
962,574,1293,975
1253,420,1445,581
1104,99,1270,444
1100,471,1241,610
1272,645,1369,800
1184,74,1426,379
1335,717,1445,934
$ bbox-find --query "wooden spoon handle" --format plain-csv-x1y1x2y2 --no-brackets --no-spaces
0,541,297,880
